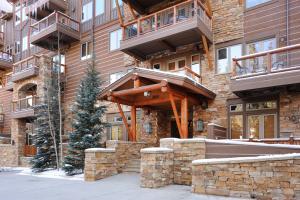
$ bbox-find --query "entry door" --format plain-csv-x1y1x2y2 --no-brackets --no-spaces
171,120,180,138
247,114,277,139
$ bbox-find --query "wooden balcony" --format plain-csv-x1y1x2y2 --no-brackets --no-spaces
30,11,80,51
26,0,68,20
11,96,39,119
11,56,39,82
170,66,202,83
231,44,300,97
4,73,13,91
120,0,212,60
0,51,13,70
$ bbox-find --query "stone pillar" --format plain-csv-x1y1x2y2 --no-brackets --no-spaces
140,147,174,188
84,148,118,182
11,119,27,163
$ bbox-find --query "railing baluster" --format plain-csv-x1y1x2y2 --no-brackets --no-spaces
267,53,272,73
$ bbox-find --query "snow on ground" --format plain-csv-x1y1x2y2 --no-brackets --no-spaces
0,167,84,181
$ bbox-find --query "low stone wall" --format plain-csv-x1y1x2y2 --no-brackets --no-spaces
84,148,118,181
0,144,18,167
141,148,174,188
192,154,300,199
106,140,148,172
160,138,206,185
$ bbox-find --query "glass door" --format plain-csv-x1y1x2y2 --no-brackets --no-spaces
247,114,276,139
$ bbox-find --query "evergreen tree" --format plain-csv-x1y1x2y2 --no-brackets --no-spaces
63,64,106,175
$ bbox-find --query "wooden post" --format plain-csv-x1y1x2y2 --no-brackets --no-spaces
201,35,212,69
232,59,237,76
169,92,183,138
181,97,188,138
116,102,132,141
267,53,272,73
115,0,124,26
173,5,177,24
206,0,213,17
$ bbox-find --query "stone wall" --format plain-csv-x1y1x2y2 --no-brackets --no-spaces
192,154,300,199
106,140,148,172
0,144,18,167
140,148,174,188
84,148,118,181
160,138,206,185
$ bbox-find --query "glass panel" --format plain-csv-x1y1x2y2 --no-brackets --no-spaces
168,62,175,70
230,115,243,139
246,0,271,8
248,115,260,139
96,0,105,16
178,60,185,68
264,115,275,138
230,104,243,112
111,125,123,140
81,43,87,58
82,2,93,22
217,48,228,73
110,29,122,51
246,101,276,111
153,64,160,70
191,55,200,74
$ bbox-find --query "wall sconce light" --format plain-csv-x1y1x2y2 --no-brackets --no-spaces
195,119,204,132
143,123,152,134
144,91,151,97
201,100,208,110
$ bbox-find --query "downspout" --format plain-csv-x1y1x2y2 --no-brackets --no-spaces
92,0,95,63
286,0,289,46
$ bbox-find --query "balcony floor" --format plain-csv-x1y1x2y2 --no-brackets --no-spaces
11,66,39,82
11,108,35,119
120,16,212,60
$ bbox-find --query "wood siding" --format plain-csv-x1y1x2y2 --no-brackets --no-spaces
0,71,12,135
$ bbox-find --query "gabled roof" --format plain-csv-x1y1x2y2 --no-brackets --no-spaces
99,68,216,102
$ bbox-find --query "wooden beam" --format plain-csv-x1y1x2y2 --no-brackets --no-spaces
181,97,188,138
116,102,133,141
131,105,137,141
169,92,184,139
201,35,212,69
135,96,176,107
107,95,134,106
127,1,137,20
115,0,124,26
206,0,213,17
161,40,176,52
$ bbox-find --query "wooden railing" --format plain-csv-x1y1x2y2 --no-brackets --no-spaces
31,11,80,35
0,32,3,44
0,51,13,62
171,66,202,83
12,96,39,112
122,0,212,40
4,72,12,86
232,44,300,78
13,55,40,74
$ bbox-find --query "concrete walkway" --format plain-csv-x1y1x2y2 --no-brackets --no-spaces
0,171,244,200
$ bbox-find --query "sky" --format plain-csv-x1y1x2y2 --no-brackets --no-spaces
0,0,12,13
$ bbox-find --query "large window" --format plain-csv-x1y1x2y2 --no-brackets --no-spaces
82,2,93,22
246,38,276,73
81,41,92,60
96,0,105,16
246,0,271,8
22,36,28,51
110,29,122,51
217,44,242,74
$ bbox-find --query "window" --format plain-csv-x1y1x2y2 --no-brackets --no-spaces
110,29,122,51
82,2,93,22
168,58,186,71
230,104,243,112
246,101,277,111
112,0,122,8
53,54,66,73
22,36,28,51
153,63,160,70
96,0,105,16
110,71,125,84
81,41,92,60
15,10,21,25
246,0,271,8
191,55,201,74
22,2,28,22
217,44,242,74
0,24,4,32
230,115,243,139
246,38,276,73
15,41,20,54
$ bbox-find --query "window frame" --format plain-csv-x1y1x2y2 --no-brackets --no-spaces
81,41,92,60
153,63,161,70
95,0,105,16
191,54,201,75
245,0,272,9
109,29,122,51
110,71,125,84
167,57,186,71
82,2,93,22
216,44,242,75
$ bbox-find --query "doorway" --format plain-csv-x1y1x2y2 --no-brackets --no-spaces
171,120,193,138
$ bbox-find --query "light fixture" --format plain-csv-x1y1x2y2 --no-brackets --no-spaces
195,119,204,132
144,91,151,97
143,123,152,134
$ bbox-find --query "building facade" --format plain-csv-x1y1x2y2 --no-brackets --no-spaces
0,0,299,166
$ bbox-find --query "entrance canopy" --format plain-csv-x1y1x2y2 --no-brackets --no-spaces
99,67,216,140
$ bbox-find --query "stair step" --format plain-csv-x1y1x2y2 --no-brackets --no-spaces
123,159,141,173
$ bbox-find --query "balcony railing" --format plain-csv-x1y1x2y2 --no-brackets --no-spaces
122,0,212,40
0,51,13,62
232,44,300,78
31,11,80,36
4,72,13,91
0,32,3,45
171,66,202,83
12,96,39,112
13,55,39,74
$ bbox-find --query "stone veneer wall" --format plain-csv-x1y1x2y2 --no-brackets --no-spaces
140,148,174,188
160,138,206,185
0,145,18,167
84,148,117,181
106,140,149,172
192,154,300,199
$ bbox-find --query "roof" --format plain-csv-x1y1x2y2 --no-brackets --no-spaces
99,67,216,102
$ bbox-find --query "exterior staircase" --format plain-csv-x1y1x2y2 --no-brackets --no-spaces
123,159,140,173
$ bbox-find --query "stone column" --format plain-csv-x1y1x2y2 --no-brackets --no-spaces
140,147,174,188
84,148,118,181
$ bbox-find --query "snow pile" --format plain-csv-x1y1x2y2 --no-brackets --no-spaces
0,167,84,181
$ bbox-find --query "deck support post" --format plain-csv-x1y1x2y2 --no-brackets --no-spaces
181,97,188,138
169,92,184,139
115,0,124,26
201,35,212,69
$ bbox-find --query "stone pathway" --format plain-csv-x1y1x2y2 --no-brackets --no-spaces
0,170,246,200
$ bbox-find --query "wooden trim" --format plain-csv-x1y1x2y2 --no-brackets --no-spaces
169,92,183,138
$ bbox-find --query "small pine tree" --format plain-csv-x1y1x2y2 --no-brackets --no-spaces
63,64,106,175
31,104,59,172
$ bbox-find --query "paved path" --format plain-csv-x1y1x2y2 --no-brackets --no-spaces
0,171,243,200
